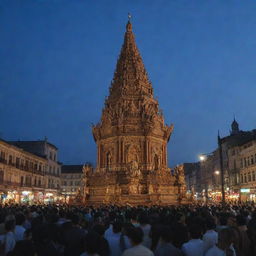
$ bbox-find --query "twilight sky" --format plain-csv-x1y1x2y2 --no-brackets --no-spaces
1,0,256,166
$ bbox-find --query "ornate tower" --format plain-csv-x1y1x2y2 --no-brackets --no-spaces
86,19,185,205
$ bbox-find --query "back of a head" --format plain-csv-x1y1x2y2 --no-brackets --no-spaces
160,226,173,243
219,214,228,226
189,224,202,239
71,214,80,225
5,220,15,232
236,215,246,226
93,224,106,237
15,213,25,226
138,214,149,225
126,227,144,245
218,228,234,254
12,240,36,256
206,217,216,230
112,221,122,234
84,231,101,254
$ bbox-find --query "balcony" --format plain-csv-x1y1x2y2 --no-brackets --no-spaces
0,158,7,164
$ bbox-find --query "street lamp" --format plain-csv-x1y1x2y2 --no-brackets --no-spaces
215,170,220,175
218,132,225,205
199,155,207,161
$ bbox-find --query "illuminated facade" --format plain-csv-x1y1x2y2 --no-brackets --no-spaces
0,139,61,203
85,20,186,205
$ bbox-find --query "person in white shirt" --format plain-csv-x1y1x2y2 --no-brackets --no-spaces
205,228,236,256
14,213,26,241
138,214,151,249
182,224,204,256
3,220,16,255
203,217,218,253
106,221,123,256
122,227,154,256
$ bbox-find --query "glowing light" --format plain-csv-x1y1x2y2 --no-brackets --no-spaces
199,155,206,161
215,170,220,175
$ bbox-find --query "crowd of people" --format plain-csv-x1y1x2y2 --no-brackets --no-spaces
0,203,254,256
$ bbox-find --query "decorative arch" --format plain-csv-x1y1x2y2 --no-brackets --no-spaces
127,145,140,163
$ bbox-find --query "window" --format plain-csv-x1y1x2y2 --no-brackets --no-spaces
49,166,52,173
54,154,56,161
244,158,247,167
253,172,256,182
244,174,247,183
49,152,52,160
70,181,73,186
248,172,252,182
9,155,12,164
240,159,243,168
251,155,254,165
234,160,236,169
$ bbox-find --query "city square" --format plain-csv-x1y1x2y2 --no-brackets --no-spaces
1,1,256,256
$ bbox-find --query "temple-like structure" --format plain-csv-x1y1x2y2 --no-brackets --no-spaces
84,19,186,205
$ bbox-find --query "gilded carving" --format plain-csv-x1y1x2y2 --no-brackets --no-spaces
86,20,186,206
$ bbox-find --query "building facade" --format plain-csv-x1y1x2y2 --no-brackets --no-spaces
182,163,201,200
85,20,186,206
61,165,85,202
197,119,256,202
0,139,58,203
8,139,61,202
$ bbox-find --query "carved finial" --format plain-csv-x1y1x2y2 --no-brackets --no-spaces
128,13,132,21
126,13,132,31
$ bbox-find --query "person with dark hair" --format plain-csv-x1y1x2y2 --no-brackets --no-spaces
14,214,25,241
92,224,110,256
205,228,236,256
121,227,154,256
203,217,218,253
106,221,122,256
155,226,183,256
181,224,204,256
138,214,151,249
7,240,36,256
236,215,251,256
216,214,229,233
3,220,16,255
81,232,101,256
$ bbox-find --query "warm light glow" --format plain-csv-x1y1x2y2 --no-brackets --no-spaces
215,170,220,175
199,155,206,161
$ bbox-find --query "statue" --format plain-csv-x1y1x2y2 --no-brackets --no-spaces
130,160,141,177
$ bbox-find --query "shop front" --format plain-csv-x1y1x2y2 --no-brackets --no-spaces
20,190,34,204
240,188,256,202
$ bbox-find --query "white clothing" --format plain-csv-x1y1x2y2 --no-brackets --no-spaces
4,231,16,254
139,224,151,249
121,244,154,256
104,224,114,238
205,245,236,256
14,225,25,241
106,232,122,256
182,239,204,256
203,229,218,252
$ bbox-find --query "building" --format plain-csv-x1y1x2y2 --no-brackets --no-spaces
0,139,49,203
84,19,186,205
199,119,256,202
182,162,201,200
61,164,85,202
8,138,61,201
227,135,256,202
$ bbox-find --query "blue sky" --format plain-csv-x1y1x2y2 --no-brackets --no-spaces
1,0,256,166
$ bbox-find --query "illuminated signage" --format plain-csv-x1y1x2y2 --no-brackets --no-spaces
240,188,250,193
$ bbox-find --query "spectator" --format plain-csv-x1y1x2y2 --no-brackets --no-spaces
122,227,154,256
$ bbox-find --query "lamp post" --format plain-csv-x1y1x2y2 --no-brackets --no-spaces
218,133,225,205
198,153,209,203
